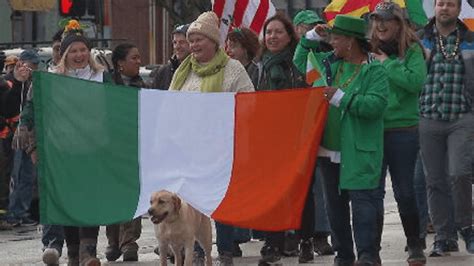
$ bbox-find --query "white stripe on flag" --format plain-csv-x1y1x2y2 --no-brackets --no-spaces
219,0,237,44
135,90,236,217
461,0,474,19
241,1,259,28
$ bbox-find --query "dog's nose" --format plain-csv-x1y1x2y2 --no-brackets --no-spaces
147,208,153,215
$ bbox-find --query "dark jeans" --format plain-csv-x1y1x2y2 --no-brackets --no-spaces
64,226,99,248
7,150,35,220
313,165,331,234
215,221,250,255
42,224,65,255
0,137,13,210
320,158,383,264
376,129,421,250
414,152,430,238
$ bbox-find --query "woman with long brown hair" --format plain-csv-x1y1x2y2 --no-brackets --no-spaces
369,1,427,264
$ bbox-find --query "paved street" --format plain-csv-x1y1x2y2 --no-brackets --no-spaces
1,181,473,265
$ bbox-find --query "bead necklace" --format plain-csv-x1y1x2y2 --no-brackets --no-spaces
335,62,362,89
437,29,460,60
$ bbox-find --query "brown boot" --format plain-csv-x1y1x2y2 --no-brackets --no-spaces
79,239,101,266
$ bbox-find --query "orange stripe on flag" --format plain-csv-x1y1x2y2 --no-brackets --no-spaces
306,69,321,85
212,88,328,231
464,18,474,31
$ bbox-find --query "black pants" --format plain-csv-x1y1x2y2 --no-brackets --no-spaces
64,226,99,247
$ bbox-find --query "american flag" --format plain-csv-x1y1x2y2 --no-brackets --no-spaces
212,0,276,44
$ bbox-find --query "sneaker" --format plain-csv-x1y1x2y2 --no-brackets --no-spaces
460,226,474,254
216,252,234,266
42,248,60,265
19,217,38,227
232,242,243,257
105,245,121,261
258,246,282,265
298,239,314,263
313,235,334,255
429,240,450,257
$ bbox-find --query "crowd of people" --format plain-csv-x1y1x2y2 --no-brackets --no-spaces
0,0,473,265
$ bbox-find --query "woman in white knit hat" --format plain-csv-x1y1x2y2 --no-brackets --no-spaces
169,11,254,266
169,11,254,93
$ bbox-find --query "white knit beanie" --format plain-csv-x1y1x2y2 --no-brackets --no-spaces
187,11,221,45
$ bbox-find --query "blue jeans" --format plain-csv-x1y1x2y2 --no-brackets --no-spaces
320,158,383,264
42,224,64,255
7,150,35,220
377,130,421,249
313,165,330,234
414,152,430,238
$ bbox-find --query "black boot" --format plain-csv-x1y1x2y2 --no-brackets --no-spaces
407,237,426,265
67,244,79,266
298,239,314,263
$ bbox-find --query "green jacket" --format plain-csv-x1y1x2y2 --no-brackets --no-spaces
294,37,389,190
381,43,426,129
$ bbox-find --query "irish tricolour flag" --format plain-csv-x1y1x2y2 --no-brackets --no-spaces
34,72,328,231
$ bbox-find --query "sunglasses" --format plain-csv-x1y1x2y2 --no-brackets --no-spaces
375,2,395,11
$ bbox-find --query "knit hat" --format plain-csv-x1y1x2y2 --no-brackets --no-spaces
60,20,91,56
327,15,368,40
19,50,40,65
187,11,221,45
293,10,324,26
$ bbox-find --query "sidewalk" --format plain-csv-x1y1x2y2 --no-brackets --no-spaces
1,182,473,265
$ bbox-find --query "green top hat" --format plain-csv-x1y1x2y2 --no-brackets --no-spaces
293,10,324,26
328,15,367,40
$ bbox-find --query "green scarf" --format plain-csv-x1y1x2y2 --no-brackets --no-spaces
170,48,230,92
262,47,294,90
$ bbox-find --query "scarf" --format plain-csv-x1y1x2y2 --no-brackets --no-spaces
379,40,399,57
170,48,229,92
262,47,294,90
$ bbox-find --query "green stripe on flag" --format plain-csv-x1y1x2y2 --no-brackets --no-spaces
34,72,140,226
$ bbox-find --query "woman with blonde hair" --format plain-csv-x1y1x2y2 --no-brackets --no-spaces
54,20,106,266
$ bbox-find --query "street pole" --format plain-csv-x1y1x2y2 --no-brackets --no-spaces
149,0,157,65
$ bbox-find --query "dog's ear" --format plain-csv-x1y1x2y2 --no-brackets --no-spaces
172,194,182,211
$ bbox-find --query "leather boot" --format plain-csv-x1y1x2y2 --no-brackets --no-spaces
67,244,80,266
407,237,426,265
79,239,101,266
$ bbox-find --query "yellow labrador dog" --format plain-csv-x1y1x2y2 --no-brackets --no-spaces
148,190,212,266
